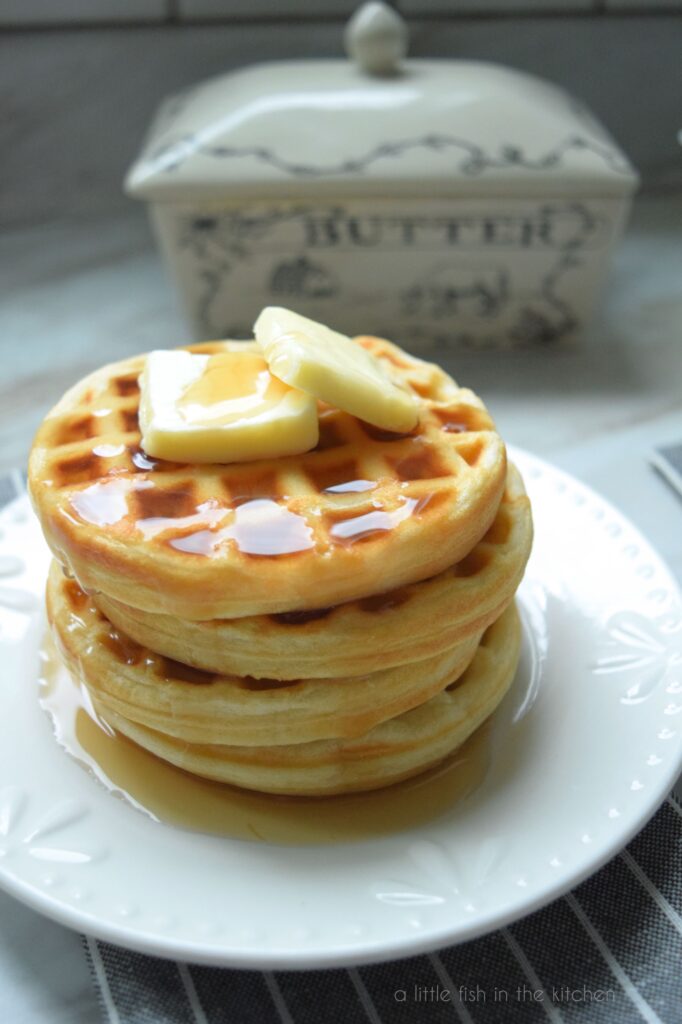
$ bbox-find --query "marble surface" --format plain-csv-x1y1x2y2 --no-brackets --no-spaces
0,193,680,1021
0,893,97,1024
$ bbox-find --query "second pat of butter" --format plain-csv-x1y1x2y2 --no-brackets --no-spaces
255,307,419,434
139,348,319,463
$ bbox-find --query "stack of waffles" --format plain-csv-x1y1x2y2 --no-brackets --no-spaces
29,337,532,795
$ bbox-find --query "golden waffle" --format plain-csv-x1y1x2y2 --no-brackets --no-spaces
29,338,507,619
95,464,532,679
48,562,483,746
86,605,521,796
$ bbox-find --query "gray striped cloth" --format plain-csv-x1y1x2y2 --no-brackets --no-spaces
5,472,682,1024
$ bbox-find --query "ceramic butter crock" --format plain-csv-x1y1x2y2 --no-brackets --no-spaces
125,2,638,349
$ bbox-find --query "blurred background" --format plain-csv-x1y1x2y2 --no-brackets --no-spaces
1,0,681,480
0,9,681,1018
2,0,681,229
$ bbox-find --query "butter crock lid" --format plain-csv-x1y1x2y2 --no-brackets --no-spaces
125,1,638,202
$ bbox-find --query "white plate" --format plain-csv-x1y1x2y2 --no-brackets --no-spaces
0,449,681,969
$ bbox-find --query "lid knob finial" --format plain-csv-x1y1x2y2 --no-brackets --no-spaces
344,2,408,77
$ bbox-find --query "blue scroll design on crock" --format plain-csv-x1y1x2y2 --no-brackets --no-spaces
150,132,632,179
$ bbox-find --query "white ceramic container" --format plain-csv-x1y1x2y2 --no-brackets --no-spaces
125,2,638,349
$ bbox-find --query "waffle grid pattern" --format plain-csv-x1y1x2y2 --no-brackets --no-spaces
93,464,532,680
29,338,508,618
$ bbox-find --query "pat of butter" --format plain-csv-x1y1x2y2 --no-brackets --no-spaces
139,348,319,464
254,307,419,433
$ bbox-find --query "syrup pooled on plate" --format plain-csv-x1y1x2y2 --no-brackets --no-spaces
39,632,492,846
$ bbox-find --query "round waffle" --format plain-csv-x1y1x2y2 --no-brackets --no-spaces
29,338,507,619
87,605,521,796
47,562,483,746
95,463,531,679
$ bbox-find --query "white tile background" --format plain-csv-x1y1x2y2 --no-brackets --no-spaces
0,0,167,25
605,0,682,8
400,1,594,12
2,0,682,23
0,3,680,227
178,0,355,18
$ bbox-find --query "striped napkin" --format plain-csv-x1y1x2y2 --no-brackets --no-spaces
4,470,682,1024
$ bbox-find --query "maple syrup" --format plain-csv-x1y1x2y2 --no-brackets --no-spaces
168,529,220,556
328,497,419,545
39,632,492,846
131,449,157,471
92,443,126,459
271,607,335,625
359,588,411,614
101,628,145,666
222,498,314,556
324,479,376,494
178,352,289,426
434,407,492,434
68,476,135,526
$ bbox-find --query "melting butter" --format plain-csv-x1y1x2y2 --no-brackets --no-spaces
179,352,279,425
139,348,318,464
254,307,419,434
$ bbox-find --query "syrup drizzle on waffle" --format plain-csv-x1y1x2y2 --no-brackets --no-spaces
64,578,295,691
41,340,500,562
